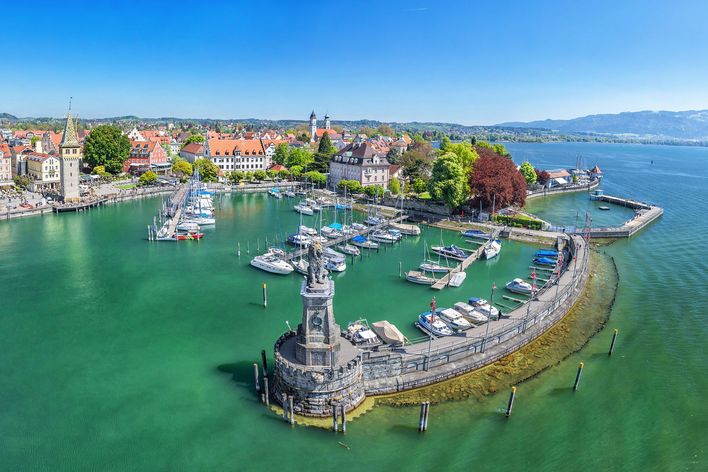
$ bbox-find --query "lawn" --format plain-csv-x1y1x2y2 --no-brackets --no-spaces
117,183,137,190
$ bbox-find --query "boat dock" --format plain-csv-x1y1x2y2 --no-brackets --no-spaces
281,215,408,262
584,194,663,238
431,229,501,290
52,198,108,213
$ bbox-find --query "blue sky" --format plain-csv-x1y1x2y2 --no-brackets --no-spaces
3,0,708,124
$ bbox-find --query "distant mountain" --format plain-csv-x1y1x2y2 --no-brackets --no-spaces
0,112,18,121
497,110,708,140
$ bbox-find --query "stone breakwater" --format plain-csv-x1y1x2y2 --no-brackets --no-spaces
274,234,590,417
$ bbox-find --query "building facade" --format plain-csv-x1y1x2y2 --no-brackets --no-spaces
123,140,168,173
59,112,82,202
204,138,268,174
27,152,61,192
329,141,390,189
0,145,12,183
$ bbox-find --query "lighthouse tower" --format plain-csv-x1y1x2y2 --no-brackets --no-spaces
59,102,81,203
309,110,317,142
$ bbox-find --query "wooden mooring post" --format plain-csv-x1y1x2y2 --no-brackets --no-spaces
608,329,619,356
261,350,268,378
282,393,289,422
505,387,517,417
333,404,339,432
263,376,270,406
253,363,260,393
288,396,295,425
418,401,430,432
573,362,584,391
262,283,267,307
340,404,347,434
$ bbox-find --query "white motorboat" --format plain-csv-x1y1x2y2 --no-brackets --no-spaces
250,252,294,274
183,216,215,226
345,320,381,346
448,271,467,287
323,247,346,262
291,258,309,275
294,203,314,215
268,188,282,198
351,235,379,249
453,302,489,324
298,225,318,236
310,234,327,244
288,234,311,246
387,229,403,241
467,297,500,320
325,259,346,272
419,262,450,273
405,270,436,285
284,190,296,198
351,222,367,232
321,226,342,239
439,308,473,331
484,240,502,259
365,216,384,226
417,311,453,337
337,244,360,256
506,278,533,295
431,245,469,261
370,229,397,244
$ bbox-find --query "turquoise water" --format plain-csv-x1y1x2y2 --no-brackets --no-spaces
1,142,706,471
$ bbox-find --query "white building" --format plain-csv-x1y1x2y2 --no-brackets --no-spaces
329,141,390,189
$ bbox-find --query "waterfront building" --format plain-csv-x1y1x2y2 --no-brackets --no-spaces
124,140,168,174
329,141,390,189
59,112,82,202
27,152,61,192
11,146,32,176
590,165,603,180
179,143,204,163
546,168,571,188
40,131,62,156
0,144,12,183
204,138,267,174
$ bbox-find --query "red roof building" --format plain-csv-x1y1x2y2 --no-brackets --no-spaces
124,140,167,173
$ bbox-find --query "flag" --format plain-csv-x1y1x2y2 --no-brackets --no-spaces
531,269,536,280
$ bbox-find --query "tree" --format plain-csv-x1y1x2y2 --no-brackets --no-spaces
363,185,385,198
428,153,468,209
358,126,377,137
193,158,219,182
470,150,526,210
317,132,337,156
444,142,479,175
400,141,435,183
171,158,193,181
377,124,394,136
286,147,314,168
228,170,245,184
91,165,111,178
253,170,267,181
386,147,401,164
273,143,289,165
138,170,157,186
519,161,537,186
83,125,131,174
388,177,401,195
337,179,363,194
303,170,327,187
440,136,452,152
413,178,427,194
290,165,303,179
183,134,205,146
535,168,550,186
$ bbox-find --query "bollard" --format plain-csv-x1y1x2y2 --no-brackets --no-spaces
418,402,425,432
261,350,268,378
282,393,288,422
237,242,241,257
399,261,402,278
253,363,260,392
333,405,339,432
288,396,294,425
263,376,270,406
505,386,516,417
261,393,265,404
340,404,347,434
608,329,618,356
423,402,430,431
573,362,584,391
263,283,267,307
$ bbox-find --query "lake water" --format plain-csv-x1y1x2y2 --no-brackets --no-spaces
0,142,705,471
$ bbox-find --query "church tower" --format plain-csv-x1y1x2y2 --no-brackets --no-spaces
59,104,81,203
324,113,331,130
309,110,317,142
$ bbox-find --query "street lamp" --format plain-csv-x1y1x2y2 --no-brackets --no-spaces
481,283,496,353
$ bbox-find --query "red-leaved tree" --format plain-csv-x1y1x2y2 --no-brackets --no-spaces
535,168,550,185
471,149,527,210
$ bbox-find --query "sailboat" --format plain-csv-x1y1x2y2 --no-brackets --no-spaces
419,241,451,273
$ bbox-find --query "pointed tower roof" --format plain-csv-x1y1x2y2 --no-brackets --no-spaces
61,112,80,147
310,110,316,119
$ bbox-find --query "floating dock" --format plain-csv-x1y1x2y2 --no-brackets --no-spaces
431,229,501,290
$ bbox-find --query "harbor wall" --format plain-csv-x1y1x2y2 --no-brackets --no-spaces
526,179,600,200
360,236,589,395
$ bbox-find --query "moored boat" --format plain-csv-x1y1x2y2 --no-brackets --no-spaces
370,229,397,244
405,270,436,285
448,271,467,287
431,244,469,261
351,235,379,249
453,302,489,324
294,203,314,215
337,243,360,256
506,278,533,294
250,252,294,274
533,257,557,266
439,308,473,330
467,297,499,320
389,222,421,235
417,311,453,336
419,262,450,273
484,240,502,259
461,229,491,239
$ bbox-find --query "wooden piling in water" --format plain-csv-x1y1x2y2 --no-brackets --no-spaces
262,283,267,307
573,362,584,391
288,396,294,425
423,402,430,431
505,387,517,417
418,402,426,432
261,350,268,378
333,404,339,432
341,404,347,433
282,393,288,422
253,363,260,392
608,329,618,356
263,376,270,406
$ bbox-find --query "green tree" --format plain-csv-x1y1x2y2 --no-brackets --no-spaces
317,132,337,156
171,158,193,181
83,125,131,174
229,170,245,184
138,170,157,186
388,177,401,195
193,158,219,182
253,170,267,181
377,123,394,136
493,143,511,158
183,134,205,146
30,135,40,147
444,142,479,175
412,178,427,194
273,143,289,165
400,141,435,183
363,185,385,198
290,165,303,178
303,171,327,187
359,126,377,137
386,147,401,164
440,136,452,152
428,153,468,209
519,161,537,185
337,179,363,194
91,165,111,178
286,147,314,168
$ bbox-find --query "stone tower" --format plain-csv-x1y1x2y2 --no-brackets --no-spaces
59,107,81,203
309,110,317,142
324,113,331,130
273,241,365,416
